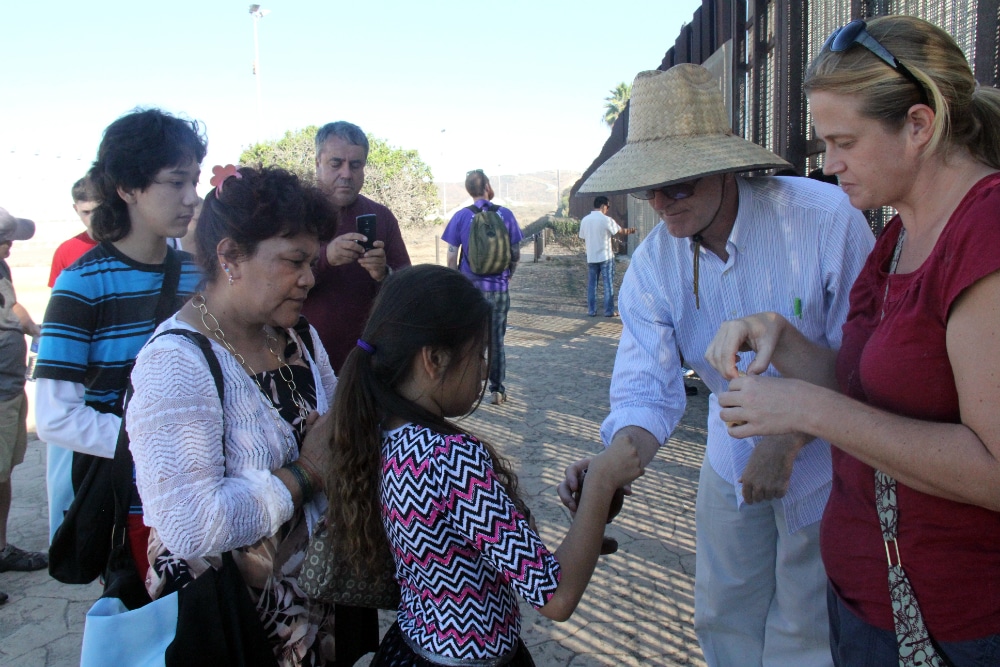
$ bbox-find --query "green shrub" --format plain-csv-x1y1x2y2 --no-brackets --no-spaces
549,216,580,237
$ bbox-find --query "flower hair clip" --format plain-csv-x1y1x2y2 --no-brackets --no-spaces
209,164,242,196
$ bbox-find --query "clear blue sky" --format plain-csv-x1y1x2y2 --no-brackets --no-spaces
1,0,701,220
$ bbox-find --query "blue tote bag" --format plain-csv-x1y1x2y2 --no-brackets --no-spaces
80,592,178,667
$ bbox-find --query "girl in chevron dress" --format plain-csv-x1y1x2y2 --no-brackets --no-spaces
325,264,644,666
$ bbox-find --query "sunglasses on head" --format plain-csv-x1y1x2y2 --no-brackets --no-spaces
630,177,703,201
823,19,929,105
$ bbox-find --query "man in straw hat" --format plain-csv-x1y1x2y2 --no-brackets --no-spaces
0,207,47,598
558,64,874,666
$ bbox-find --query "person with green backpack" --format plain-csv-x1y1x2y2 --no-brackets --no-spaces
442,169,523,406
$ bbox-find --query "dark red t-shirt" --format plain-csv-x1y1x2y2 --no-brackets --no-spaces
300,194,410,373
824,173,1000,640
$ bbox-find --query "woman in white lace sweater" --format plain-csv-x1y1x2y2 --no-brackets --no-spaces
127,166,379,666
129,316,334,558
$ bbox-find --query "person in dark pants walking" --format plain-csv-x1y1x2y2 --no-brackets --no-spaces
442,170,523,406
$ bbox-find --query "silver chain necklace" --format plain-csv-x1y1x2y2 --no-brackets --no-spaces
191,294,311,428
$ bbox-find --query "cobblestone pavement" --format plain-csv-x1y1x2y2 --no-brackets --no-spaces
1,241,708,666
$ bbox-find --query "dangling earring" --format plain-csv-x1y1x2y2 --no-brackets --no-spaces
222,263,234,286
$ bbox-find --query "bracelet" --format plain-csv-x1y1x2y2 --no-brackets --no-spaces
296,456,323,493
285,462,314,502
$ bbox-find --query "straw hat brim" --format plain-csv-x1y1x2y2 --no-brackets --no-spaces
579,134,792,195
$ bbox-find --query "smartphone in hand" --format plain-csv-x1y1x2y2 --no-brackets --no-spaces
356,214,376,251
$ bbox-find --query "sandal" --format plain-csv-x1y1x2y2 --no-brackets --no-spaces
0,544,48,572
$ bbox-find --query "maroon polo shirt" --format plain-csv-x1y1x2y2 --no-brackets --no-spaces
301,194,411,372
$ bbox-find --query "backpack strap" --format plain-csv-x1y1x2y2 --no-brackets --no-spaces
154,246,183,326
466,203,499,214
110,249,185,416
460,207,480,266
154,329,225,400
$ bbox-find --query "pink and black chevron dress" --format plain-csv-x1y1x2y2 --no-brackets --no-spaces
380,423,561,664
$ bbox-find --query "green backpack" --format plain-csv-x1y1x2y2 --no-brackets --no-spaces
464,203,511,276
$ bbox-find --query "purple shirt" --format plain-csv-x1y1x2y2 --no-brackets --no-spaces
441,199,523,292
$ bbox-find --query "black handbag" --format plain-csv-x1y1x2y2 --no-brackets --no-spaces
49,248,183,585
48,445,117,584
97,419,152,610
164,551,278,667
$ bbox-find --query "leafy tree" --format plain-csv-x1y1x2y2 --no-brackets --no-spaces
239,127,439,227
239,126,319,181
362,137,439,229
603,82,632,127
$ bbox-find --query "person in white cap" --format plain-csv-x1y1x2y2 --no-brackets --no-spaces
557,64,873,666
0,207,47,590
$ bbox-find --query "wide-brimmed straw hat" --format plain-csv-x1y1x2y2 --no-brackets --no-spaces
580,65,791,195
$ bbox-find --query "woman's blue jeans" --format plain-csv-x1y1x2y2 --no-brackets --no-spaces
827,584,1000,666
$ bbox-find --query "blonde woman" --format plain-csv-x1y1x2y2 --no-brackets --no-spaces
708,15,1000,665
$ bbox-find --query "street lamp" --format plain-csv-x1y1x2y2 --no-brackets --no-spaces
249,4,271,141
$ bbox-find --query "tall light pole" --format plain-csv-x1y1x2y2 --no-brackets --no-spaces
249,4,270,141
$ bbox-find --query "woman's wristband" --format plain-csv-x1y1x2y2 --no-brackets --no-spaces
296,456,323,492
284,462,314,502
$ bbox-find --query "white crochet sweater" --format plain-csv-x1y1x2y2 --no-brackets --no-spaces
127,314,336,560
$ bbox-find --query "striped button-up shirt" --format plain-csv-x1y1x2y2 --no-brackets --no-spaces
601,176,874,532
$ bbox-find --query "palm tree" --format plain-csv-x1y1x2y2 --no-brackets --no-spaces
603,82,632,127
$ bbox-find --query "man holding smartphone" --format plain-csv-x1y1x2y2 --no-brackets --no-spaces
302,121,411,372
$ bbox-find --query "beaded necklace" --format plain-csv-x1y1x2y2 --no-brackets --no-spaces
191,294,311,428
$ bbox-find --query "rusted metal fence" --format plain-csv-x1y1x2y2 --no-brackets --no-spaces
572,0,1000,243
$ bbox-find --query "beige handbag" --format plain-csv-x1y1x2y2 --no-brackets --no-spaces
299,523,400,610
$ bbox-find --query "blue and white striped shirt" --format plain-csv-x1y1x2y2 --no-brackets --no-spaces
601,176,874,532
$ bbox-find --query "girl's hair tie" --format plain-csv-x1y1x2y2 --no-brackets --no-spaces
357,339,376,354
209,164,242,197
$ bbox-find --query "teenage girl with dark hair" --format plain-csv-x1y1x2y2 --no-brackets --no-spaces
326,264,644,666
36,108,205,572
